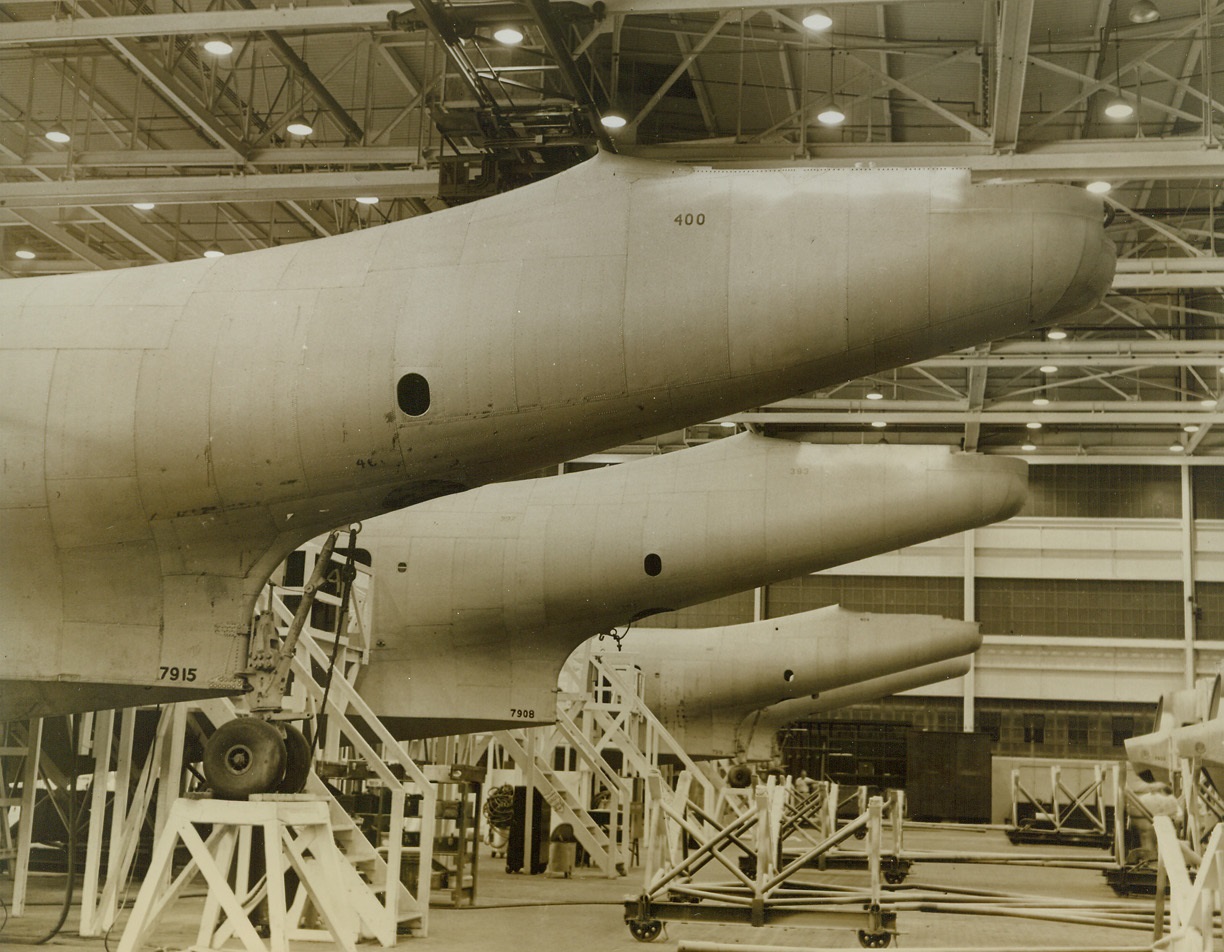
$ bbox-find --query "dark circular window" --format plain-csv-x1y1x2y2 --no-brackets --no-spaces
783,669,795,682
643,553,662,577
396,373,431,416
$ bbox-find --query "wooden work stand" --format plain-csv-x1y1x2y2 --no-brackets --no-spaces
117,795,384,952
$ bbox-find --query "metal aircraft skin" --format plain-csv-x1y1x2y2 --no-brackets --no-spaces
573,613,980,761
725,656,973,763
350,433,1024,736
1125,676,1221,784
1,152,1113,721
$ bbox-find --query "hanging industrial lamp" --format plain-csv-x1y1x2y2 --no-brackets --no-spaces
817,105,845,125
802,8,832,31
1128,0,1160,24
203,36,234,56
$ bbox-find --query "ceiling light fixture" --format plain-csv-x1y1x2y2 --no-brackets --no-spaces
15,249,36,260
132,202,156,211
493,26,524,45
719,421,736,429
1086,181,1113,195
1040,364,1059,374
1022,443,1037,452
1169,443,1185,453
817,104,846,126
203,36,234,56
802,8,833,31
1105,8,1134,120
1032,396,1050,406
870,420,887,428
1185,424,1201,433
44,124,71,144
865,390,884,401
1129,0,1160,24
1046,328,1068,340
1203,398,1219,409
202,246,225,259
355,196,380,205
286,115,314,137
1026,421,1043,429
601,113,628,130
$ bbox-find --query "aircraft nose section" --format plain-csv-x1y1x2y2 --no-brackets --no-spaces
1030,189,1117,324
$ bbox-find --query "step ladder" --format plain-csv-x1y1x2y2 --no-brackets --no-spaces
492,727,624,876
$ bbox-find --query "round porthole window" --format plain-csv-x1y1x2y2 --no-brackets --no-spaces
783,669,795,682
644,553,662,577
396,373,430,416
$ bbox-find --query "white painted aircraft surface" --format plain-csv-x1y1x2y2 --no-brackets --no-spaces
580,613,979,761
1,152,1113,723
721,656,973,764
351,433,1023,735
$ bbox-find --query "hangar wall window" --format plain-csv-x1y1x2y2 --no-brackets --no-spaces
1022,714,1045,745
1018,464,1180,518
1194,467,1224,519
1111,716,1136,747
648,590,754,630
766,575,963,620
976,710,1001,743
644,553,662,576
396,373,431,416
1065,714,1089,748
1195,582,1224,639
976,578,1182,639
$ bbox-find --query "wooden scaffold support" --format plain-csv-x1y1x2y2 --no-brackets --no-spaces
117,795,390,952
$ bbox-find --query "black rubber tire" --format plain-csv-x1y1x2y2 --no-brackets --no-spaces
726,764,754,788
203,718,287,799
628,919,663,942
277,724,312,794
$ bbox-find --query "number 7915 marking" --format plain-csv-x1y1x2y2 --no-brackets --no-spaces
159,666,197,682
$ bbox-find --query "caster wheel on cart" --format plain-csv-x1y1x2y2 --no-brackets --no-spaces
628,919,663,942
858,930,892,948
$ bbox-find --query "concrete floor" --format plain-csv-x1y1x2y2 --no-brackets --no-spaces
1,826,1157,951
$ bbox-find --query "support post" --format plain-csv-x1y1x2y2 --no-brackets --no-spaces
12,717,42,916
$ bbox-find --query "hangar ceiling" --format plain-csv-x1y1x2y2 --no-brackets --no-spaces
2,0,1223,458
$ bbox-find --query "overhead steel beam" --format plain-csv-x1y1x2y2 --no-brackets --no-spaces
13,209,115,269
962,344,991,452
0,169,438,206
231,0,365,144
4,146,430,168
1114,273,1224,289
573,0,981,15
622,137,1224,178
990,0,1034,151
727,408,1223,426
0,3,407,45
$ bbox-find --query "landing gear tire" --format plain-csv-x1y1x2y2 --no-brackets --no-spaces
277,724,312,794
204,718,287,799
628,919,663,942
858,931,891,948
